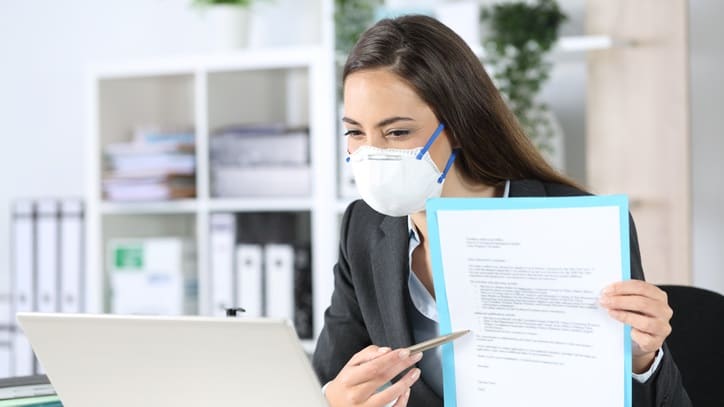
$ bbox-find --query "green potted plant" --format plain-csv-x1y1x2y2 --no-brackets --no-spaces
481,0,567,160
334,0,382,56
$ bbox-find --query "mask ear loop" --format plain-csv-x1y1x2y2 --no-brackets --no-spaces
416,123,445,160
437,148,459,184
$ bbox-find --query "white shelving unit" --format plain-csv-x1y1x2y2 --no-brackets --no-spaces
85,46,338,353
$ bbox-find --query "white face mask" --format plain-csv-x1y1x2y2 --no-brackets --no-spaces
347,123,458,217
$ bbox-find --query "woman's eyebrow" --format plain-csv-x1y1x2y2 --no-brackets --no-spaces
342,116,415,128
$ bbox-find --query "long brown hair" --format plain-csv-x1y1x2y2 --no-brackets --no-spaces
343,14,580,190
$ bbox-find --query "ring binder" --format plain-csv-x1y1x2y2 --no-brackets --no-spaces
11,200,36,377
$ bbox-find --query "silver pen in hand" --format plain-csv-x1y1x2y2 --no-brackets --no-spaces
406,330,471,354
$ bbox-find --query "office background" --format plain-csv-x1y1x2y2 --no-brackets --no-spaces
0,0,722,377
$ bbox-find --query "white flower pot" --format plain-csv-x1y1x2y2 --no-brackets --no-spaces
247,0,320,48
204,6,250,51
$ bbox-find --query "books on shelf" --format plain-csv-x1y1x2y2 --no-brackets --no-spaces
0,376,60,406
210,123,311,198
103,127,196,202
107,152,195,175
103,173,195,202
0,394,62,406
134,128,195,146
108,237,197,316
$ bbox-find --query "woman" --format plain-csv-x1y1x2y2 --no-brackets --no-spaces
313,15,690,407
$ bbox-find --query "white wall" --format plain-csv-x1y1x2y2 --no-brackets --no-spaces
689,0,724,294
0,0,321,302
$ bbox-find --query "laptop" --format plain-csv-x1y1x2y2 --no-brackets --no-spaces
16,313,328,406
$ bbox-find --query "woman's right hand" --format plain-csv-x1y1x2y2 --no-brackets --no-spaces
325,345,423,407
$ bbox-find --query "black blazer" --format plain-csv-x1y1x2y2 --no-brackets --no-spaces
313,179,691,406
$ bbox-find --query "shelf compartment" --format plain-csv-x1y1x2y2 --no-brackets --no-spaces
101,213,198,315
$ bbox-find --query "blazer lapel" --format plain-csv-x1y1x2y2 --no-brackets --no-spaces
371,215,448,403
370,215,415,350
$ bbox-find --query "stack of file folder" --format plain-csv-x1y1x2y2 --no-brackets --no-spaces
210,123,310,197
103,128,196,202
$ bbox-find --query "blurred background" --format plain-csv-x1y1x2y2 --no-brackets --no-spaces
0,0,721,380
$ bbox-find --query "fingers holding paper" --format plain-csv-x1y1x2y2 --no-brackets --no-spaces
325,345,422,407
599,280,673,372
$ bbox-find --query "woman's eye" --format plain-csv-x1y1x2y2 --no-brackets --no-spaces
386,129,410,137
344,129,363,137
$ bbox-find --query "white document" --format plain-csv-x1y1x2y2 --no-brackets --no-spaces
60,199,84,313
427,196,631,407
236,244,263,318
11,200,36,376
210,213,236,316
264,244,294,322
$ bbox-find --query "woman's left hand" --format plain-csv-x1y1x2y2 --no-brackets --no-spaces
599,280,673,374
